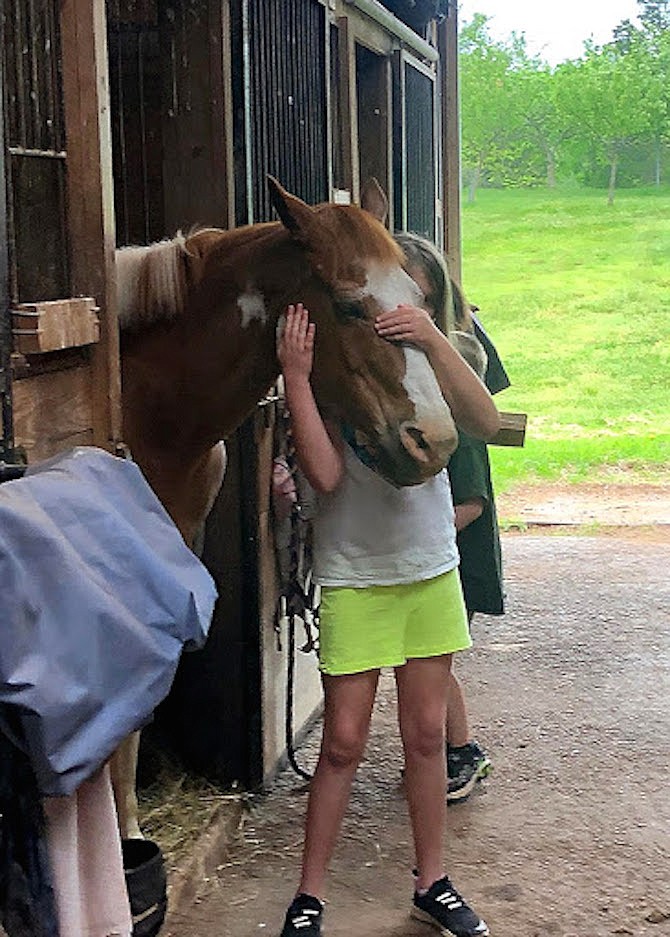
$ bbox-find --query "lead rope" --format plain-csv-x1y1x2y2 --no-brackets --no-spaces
273,393,319,781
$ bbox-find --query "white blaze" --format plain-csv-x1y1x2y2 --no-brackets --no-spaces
402,345,451,428
237,287,267,327
362,261,423,312
363,261,450,427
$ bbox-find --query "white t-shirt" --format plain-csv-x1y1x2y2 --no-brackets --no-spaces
313,444,459,587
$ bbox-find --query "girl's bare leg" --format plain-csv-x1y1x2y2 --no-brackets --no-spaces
298,669,380,898
446,669,470,748
396,654,453,891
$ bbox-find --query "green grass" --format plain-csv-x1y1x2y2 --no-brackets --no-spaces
461,186,670,493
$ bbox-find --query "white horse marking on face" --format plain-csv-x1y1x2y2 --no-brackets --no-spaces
402,345,454,429
363,261,453,431
362,261,424,312
237,288,267,327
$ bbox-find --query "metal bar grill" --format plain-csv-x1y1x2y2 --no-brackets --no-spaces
404,61,436,240
245,0,328,222
3,0,64,152
2,0,69,302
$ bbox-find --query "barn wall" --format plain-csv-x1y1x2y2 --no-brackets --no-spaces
2,0,462,791
13,358,95,461
5,0,122,464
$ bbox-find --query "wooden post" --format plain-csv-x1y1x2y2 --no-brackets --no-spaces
438,5,462,282
60,0,122,452
218,0,237,230
337,16,360,202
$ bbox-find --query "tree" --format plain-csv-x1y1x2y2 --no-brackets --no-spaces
458,4,670,195
613,0,670,185
459,14,527,199
514,66,570,188
554,41,665,202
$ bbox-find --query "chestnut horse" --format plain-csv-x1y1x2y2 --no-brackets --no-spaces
111,178,459,836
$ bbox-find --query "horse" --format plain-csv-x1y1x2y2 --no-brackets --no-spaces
111,177,460,837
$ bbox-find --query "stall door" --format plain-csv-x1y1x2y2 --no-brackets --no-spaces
235,0,329,223
1,0,120,464
393,50,439,243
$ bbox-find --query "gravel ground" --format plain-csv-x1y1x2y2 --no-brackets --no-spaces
164,528,670,937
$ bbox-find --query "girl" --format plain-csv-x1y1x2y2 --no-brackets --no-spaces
276,258,498,937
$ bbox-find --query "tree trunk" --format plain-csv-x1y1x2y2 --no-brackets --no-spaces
607,156,618,206
467,164,481,204
546,149,557,188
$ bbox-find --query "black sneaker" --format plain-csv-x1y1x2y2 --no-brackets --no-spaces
412,875,489,936
279,893,324,936
447,740,492,804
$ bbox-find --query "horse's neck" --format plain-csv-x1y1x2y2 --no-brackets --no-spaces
121,227,309,460
122,318,278,454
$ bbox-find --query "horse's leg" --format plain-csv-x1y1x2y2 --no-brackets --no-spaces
109,441,227,838
110,731,143,839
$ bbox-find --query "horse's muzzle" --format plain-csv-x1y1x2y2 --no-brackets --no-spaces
366,422,456,487
398,419,456,471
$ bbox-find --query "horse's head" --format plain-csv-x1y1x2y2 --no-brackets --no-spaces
269,178,457,486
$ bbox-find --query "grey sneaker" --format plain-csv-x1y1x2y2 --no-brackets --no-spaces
412,875,489,936
447,740,492,803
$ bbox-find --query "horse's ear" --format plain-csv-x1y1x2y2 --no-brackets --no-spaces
268,175,315,238
360,177,389,225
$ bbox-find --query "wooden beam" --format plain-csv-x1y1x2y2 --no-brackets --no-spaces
438,7,462,281
60,0,123,452
218,0,236,229
337,16,359,201
12,298,100,355
490,411,528,448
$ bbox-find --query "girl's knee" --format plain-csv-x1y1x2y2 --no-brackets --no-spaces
402,718,445,760
321,724,368,771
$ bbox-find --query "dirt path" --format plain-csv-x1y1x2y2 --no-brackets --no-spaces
497,481,670,529
164,528,670,937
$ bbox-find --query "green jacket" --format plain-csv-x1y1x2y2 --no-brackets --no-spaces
448,430,504,616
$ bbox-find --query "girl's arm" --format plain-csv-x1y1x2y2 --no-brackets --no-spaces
375,305,500,440
454,498,485,531
277,303,345,493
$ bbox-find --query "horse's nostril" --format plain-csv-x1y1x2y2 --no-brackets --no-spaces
399,422,433,463
404,425,430,451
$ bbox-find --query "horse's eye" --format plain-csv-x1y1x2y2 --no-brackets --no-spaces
336,299,366,320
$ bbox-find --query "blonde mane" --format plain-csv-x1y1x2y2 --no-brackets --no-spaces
115,234,189,329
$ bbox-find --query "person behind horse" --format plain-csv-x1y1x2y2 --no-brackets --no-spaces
276,290,500,937
395,233,509,804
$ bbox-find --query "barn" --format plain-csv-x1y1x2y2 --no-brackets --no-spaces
0,0,462,794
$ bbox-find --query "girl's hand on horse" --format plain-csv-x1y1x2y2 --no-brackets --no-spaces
278,303,316,382
374,304,440,350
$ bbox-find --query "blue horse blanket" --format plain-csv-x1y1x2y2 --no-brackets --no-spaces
0,447,217,796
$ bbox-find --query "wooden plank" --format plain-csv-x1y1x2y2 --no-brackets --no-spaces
214,0,236,230
162,0,231,233
336,16,359,201
437,9,462,281
13,366,95,462
490,411,528,448
60,0,122,453
108,0,158,26
356,46,390,215
12,298,99,354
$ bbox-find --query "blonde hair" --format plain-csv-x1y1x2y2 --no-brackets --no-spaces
394,232,454,335
395,232,487,377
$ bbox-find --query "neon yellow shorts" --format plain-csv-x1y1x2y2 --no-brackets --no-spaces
318,569,471,676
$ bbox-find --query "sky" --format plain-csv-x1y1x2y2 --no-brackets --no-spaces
458,0,642,65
